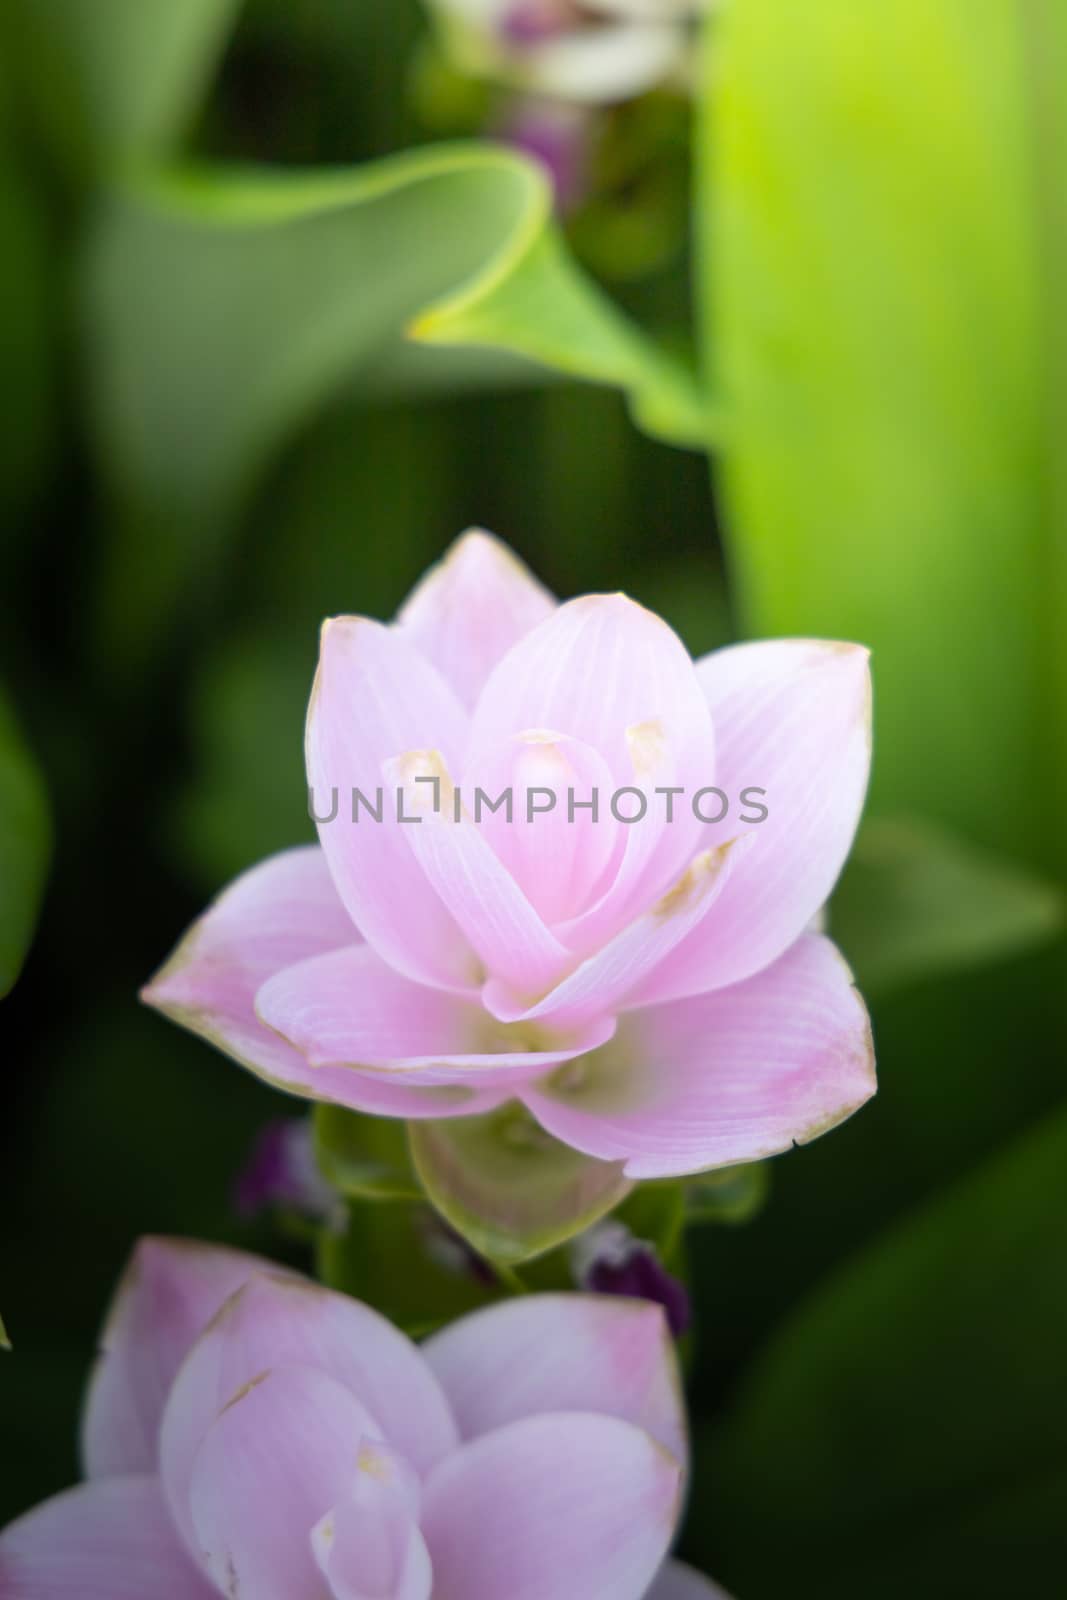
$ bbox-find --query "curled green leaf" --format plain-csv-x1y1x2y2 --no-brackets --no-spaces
84,145,709,665
9,0,244,167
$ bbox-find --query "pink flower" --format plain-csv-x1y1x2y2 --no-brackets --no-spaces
0,1237,727,1599
430,0,708,106
144,530,875,1182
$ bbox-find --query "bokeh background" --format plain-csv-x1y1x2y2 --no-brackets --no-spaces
2,2,1066,1596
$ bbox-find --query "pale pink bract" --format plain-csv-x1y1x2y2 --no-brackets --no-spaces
0,1238,728,1599
142,530,875,1178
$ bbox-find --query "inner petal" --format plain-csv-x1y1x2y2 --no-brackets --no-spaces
313,1438,433,1600
466,730,623,927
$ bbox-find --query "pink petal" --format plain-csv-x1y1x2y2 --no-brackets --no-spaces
522,934,876,1179
484,837,751,1028
385,750,571,995
466,595,716,954
423,1294,686,1467
146,857,507,1116
255,943,614,1090
161,1274,458,1553
396,529,556,708
0,1476,217,1599
255,945,484,1062
557,718,705,962
646,1561,734,1599
634,640,871,1004
421,1413,682,1600
464,731,622,927
306,616,477,989
82,1237,280,1479
312,1440,433,1600
282,1066,509,1118
140,846,359,1089
186,1366,372,1600
220,1044,510,1119
466,590,714,794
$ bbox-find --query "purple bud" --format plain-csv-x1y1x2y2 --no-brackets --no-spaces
572,1221,691,1337
500,98,592,214
234,1118,345,1233
500,0,572,46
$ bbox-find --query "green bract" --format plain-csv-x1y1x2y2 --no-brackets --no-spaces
408,1104,633,1267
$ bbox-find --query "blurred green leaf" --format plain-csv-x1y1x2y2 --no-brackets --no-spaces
833,816,1063,997
314,1106,421,1203
408,1103,632,1266
10,0,243,167
688,2,1067,1446
684,1162,769,1227
703,1101,1067,1598
169,400,463,887
171,630,313,884
702,0,1067,869
628,550,734,661
0,87,54,534
0,686,50,998
85,145,708,667
567,92,692,285
360,339,547,401
0,1310,10,1352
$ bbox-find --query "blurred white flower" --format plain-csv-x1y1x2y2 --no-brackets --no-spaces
430,0,711,106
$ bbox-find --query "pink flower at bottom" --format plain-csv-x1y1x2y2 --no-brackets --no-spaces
143,530,875,1183
0,1238,727,1599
